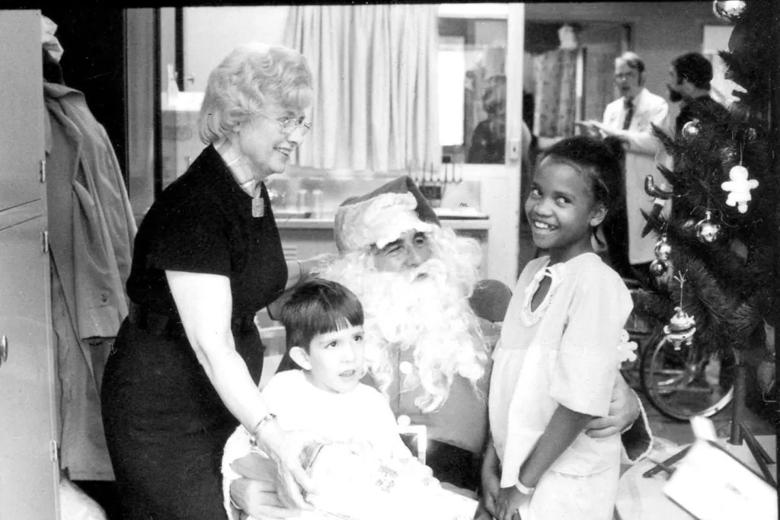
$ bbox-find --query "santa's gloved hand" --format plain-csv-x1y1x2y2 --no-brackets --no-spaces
476,317,502,350
585,376,639,437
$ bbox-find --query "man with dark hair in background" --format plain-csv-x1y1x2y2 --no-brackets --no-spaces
667,52,730,135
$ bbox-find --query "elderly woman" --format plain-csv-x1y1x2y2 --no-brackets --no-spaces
101,43,317,520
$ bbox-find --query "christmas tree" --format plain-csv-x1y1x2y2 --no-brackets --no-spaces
634,0,778,427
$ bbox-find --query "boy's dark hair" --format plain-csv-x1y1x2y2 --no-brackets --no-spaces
672,52,713,90
278,278,364,352
539,135,625,217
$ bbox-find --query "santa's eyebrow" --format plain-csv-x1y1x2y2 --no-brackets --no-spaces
380,239,403,251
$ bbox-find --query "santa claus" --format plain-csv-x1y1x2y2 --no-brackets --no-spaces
318,176,496,489
226,177,651,518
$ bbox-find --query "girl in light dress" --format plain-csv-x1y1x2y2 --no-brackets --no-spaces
481,135,634,520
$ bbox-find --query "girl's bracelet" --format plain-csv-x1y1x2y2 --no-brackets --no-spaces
514,479,535,495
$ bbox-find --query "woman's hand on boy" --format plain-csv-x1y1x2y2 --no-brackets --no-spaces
254,421,319,510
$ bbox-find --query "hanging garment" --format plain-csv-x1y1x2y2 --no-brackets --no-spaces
44,81,136,480
533,48,579,138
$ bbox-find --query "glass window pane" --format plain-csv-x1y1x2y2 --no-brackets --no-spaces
438,17,507,164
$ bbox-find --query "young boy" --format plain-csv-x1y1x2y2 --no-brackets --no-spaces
222,279,477,520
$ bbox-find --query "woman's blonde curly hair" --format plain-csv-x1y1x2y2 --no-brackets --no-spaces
198,42,313,144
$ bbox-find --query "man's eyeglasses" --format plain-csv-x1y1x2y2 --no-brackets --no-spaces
614,71,638,81
257,113,312,136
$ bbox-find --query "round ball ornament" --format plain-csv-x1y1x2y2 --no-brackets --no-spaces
656,259,674,289
696,210,721,243
649,259,668,277
681,119,701,140
681,218,697,237
654,234,672,262
712,0,746,22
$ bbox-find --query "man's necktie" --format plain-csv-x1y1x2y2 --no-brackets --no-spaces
622,98,634,130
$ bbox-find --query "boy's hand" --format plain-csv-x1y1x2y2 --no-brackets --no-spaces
495,486,531,520
229,477,302,519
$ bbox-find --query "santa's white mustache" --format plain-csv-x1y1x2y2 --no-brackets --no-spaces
405,258,447,284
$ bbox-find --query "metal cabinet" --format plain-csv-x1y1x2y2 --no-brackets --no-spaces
0,206,59,519
0,9,60,519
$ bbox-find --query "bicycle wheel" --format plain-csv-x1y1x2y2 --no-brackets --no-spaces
640,334,735,421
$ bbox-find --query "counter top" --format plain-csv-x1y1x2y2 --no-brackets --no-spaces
272,206,489,231
274,216,489,231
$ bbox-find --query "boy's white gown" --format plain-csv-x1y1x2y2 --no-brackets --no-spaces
489,253,634,520
222,370,477,520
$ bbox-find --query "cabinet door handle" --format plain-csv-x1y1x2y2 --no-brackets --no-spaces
0,335,7,365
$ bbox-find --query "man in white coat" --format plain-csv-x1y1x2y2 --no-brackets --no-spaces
578,52,670,281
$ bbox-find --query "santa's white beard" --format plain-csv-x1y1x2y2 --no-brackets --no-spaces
319,243,488,412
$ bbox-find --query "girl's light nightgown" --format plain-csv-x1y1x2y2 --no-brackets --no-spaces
489,252,633,520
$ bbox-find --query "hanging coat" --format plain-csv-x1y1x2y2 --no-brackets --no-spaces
44,81,136,480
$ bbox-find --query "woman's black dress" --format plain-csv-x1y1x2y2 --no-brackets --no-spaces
102,145,287,520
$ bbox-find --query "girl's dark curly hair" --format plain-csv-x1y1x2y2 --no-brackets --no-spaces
539,135,625,216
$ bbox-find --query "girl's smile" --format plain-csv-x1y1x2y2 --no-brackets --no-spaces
525,157,606,265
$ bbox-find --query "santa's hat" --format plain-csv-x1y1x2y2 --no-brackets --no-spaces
334,176,440,253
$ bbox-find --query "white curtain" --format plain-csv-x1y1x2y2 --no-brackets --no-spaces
284,5,439,172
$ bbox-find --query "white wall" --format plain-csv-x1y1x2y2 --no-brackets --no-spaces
526,2,722,122
183,6,290,92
